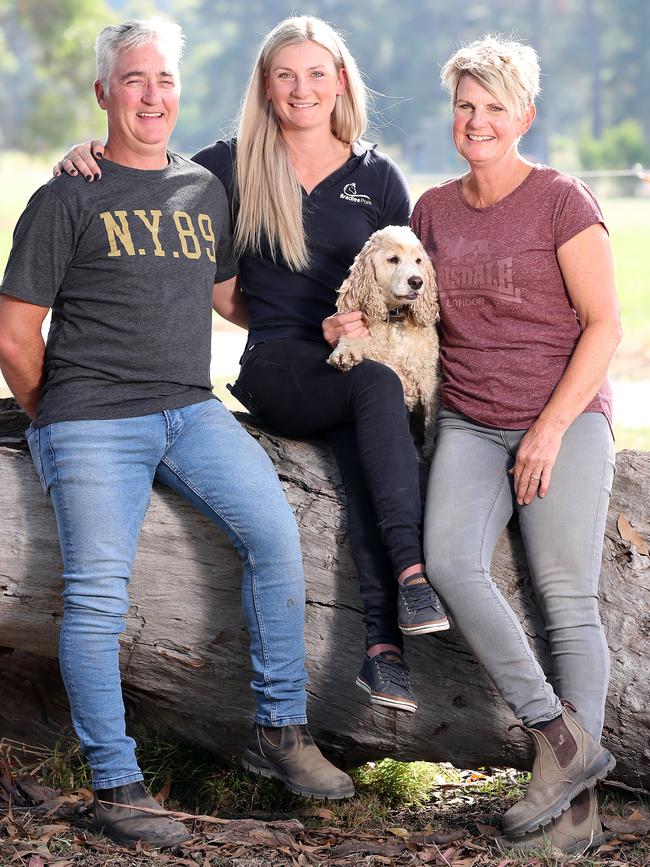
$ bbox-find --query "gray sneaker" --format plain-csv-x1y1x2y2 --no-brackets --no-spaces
356,651,417,713
398,572,450,635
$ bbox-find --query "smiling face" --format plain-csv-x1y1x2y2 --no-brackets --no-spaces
452,74,534,169
95,40,180,168
264,40,346,134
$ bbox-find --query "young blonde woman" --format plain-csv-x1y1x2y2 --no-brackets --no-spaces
411,35,620,854
56,16,449,716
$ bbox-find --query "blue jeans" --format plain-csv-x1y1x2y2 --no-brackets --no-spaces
26,398,308,789
424,410,614,739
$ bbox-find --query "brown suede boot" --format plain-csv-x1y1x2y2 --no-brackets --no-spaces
93,781,191,847
501,703,615,838
242,724,355,799
497,788,605,855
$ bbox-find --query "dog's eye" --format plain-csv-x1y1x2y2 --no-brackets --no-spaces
388,255,399,264
415,258,422,264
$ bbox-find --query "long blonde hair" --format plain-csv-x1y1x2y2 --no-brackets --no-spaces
234,16,368,271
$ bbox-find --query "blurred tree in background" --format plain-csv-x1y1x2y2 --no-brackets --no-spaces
0,0,648,172
0,0,112,151
580,121,650,170
177,0,650,172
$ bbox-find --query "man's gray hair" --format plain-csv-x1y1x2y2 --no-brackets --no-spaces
95,18,185,93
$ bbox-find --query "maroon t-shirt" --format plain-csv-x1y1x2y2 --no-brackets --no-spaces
411,165,612,429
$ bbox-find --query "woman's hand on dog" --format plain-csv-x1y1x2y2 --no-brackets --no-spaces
322,311,369,347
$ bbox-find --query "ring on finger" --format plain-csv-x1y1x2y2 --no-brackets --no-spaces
530,474,541,481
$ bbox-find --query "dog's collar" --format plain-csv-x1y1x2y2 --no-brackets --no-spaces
387,307,408,322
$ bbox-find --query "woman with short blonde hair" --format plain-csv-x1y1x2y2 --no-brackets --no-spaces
440,34,540,118
413,33,620,855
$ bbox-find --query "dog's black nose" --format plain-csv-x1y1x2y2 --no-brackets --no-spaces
408,276,423,290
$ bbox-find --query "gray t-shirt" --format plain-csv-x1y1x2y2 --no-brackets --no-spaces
1,153,237,426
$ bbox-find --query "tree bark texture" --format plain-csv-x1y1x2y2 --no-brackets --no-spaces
0,399,648,787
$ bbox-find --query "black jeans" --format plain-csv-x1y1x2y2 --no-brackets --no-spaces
232,338,424,649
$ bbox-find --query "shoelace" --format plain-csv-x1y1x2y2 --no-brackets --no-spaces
376,657,412,689
402,582,441,612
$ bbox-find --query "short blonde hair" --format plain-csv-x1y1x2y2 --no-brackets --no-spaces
235,16,368,271
441,34,540,118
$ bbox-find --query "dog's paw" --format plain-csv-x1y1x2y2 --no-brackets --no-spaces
328,347,363,371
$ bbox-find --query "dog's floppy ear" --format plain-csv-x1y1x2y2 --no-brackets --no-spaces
336,234,386,322
410,252,440,326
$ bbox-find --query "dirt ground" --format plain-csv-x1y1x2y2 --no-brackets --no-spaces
2,755,649,867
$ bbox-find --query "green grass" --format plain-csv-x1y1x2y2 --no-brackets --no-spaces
11,733,461,820
615,427,650,451
0,152,54,268
350,758,461,808
603,198,650,345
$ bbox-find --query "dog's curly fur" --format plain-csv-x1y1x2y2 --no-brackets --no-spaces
328,225,441,455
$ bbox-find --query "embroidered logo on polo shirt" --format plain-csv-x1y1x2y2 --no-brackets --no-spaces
340,183,372,205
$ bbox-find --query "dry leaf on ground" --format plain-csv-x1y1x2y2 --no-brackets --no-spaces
154,773,172,804
297,807,335,820
617,513,649,555
475,822,499,838
602,805,650,836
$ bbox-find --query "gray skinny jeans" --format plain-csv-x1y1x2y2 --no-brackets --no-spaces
424,409,614,739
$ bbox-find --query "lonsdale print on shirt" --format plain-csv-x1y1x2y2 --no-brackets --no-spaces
410,166,613,429
437,235,519,307
98,209,217,261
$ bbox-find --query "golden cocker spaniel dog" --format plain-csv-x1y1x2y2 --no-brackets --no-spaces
328,225,441,454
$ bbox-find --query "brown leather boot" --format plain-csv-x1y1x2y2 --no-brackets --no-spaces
497,788,605,855
93,781,191,847
501,703,615,837
242,724,355,799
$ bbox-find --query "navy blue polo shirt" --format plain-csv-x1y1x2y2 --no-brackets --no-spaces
192,138,411,346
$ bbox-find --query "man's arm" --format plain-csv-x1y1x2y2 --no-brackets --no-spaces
212,277,248,330
0,295,50,419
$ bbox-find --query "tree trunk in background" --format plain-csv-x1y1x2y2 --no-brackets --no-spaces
1,398,649,787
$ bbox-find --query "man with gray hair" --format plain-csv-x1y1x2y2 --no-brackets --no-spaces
0,18,353,848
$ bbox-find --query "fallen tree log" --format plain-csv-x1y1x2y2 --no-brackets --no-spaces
1,397,649,787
